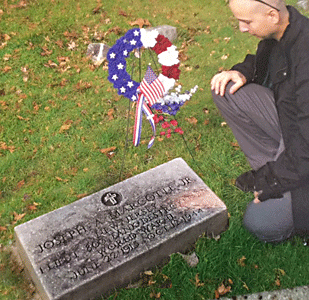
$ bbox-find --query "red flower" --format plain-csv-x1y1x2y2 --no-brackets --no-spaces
167,129,172,134
170,120,178,126
153,114,160,124
166,133,172,138
162,64,181,79
152,34,172,55
161,121,170,129
160,131,166,136
158,115,164,121
175,127,184,135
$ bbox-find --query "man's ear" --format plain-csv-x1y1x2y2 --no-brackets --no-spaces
268,9,280,24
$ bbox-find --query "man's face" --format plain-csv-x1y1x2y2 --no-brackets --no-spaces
229,0,275,40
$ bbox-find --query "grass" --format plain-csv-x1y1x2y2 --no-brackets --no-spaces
0,0,309,299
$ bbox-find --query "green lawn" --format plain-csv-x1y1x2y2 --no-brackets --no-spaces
0,0,308,299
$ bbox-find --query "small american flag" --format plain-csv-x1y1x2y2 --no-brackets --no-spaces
139,66,165,106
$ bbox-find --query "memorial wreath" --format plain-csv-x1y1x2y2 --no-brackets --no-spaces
107,28,197,148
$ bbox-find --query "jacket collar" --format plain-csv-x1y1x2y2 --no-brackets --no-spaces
279,6,302,50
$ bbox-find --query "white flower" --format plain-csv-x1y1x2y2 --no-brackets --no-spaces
158,45,179,66
158,74,175,93
140,28,159,48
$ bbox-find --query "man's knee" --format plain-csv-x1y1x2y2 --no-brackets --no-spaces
243,200,294,243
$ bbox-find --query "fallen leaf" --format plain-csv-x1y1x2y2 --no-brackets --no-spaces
275,279,281,286
55,176,68,182
238,256,246,267
100,146,116,154
186,117,198,125
217,283,231,295
10,0,27,9
13,211,26,222
118,10,128,17
148,280,156,286
204,119,210,125
77,193,88,199
228,278,234,285
107,108,114,120
191,273,204,287
3,66,11,73
150,292,161,299
0,226,7,232
128,18,151,28
215,290,220,299
144,270,154,276
16,180,25,190
59,123,71,133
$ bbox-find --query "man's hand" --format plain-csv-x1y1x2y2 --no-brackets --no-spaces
253,191,261,204
211,70,247,96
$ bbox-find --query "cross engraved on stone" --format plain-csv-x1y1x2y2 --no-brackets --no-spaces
104,193,118,205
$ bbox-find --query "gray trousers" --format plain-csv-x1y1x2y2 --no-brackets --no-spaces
212,82,294,243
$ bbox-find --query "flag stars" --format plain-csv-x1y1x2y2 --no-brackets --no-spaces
112,74,118,81
117,63,124,70
123,50,128,56
130,39,137,46
127,81,134,88
131,95,137,101
133,30,140,36
120,87,126,93
109,52,116,59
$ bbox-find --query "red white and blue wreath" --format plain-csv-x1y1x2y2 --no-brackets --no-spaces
107,28,198,148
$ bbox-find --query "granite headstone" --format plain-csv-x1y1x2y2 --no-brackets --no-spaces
15,158,228,300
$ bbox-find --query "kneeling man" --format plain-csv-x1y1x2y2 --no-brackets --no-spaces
211,0,309,243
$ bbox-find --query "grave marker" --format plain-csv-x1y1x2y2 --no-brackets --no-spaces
15,158,228,300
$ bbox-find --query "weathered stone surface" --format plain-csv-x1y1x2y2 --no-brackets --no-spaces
146,25,177,42
15,158,228,300
86,43,110,62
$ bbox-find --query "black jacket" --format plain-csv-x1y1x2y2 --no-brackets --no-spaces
232,6,309,234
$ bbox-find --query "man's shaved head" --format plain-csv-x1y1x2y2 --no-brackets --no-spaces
229,0,289,40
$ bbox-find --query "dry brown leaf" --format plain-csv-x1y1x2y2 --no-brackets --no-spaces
3,66,11,73
204,119,210,125
144,270,153,276
186,117,198,125
16,180,25,190
0,226,7,232
215,290,220,299
100,146,116,154
118,10,128,17
149,292,161,299
10,0,27,9
77,193,88,199
107,108,114,120
238,256,246,267
27,204,37,211
13,211,26,222
275,279,281,286
217,283,231,295
192,273,204,287
59,123,71,133
128,18,151,28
